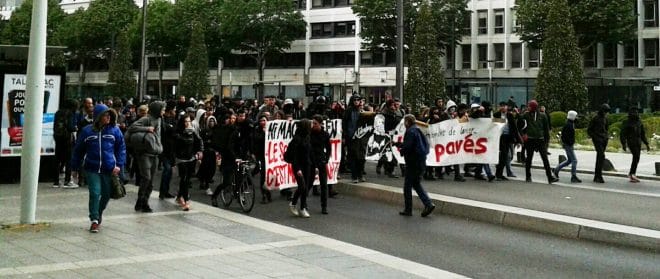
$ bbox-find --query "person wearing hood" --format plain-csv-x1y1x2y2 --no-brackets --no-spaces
588,103,610,183
174,114,203,211
620,107,651,183
128,101,166,212
520,100,558,184
71,104,126,233
158,101,177,199
197,115,218,195
553,110,581,183
193,108,206,134
343,94,366,183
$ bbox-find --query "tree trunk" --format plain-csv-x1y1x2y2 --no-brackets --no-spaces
257,52,265,101
158,53,164,100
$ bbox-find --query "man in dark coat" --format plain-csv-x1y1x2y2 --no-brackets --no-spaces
396,115,435,217
588,103,610,183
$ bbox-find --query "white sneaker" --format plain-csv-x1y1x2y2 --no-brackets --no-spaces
300,208,310,218
205,188,214,196
289,202,299,217
52,183,60,188
62,181,79,189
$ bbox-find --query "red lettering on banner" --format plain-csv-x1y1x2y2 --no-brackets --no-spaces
475,138,488,154
330,139,341,160
266,142,278,164
266,164,296,189
463,134,474,153
434,144,445,162
326,162,340,180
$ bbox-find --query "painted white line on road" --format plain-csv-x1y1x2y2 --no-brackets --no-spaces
508,175,660,198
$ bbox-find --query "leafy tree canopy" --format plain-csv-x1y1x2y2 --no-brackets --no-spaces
0,0,66,45
516,0,636,50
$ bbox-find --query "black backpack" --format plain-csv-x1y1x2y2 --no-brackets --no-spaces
283,138,296,164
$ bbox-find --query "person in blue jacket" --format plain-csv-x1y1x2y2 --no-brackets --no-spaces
71,104,126,233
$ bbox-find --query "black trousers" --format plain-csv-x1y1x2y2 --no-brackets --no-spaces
177,160,195,202
593,139,608,180
314,164,329,209
292,166,312,210
629,144,641,175
524,139,553,181
495,135,512,177
54,137,72,184
212,160,236,199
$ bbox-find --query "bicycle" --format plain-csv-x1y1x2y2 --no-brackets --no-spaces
219,159,256,213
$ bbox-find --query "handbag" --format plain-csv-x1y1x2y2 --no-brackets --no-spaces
111,174,126,199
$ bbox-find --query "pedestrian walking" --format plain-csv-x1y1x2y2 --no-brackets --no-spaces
71,104,126,233
128,101,165,213
53,99,78,188
520,100,558,184
620,107,651,183
396,115,436,217
311,115,333,214
174,115,203,211
288,119,314,218
588,103,610,183
553,110,582,183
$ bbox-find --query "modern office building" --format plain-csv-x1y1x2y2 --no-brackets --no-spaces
1,0,659,110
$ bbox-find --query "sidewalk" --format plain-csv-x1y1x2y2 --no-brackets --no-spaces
0,184,465,278
521,147,659,180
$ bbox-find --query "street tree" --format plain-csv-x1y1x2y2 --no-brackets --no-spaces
404,2,446,113
170,0,216,63
83,0,138,66
107,29,137,99
534,0,587,112
178,21,211,99
515,0,636,50
57,10,100,95
218,0,305,100
0,0,66,45
139,0,179,98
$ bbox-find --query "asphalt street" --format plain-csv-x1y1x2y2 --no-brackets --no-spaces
178,168,660,279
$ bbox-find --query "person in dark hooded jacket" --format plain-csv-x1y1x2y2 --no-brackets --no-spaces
520,100,558,184
620,107,651,183
71,104,126,233
127,101,165,213
588,103,610,183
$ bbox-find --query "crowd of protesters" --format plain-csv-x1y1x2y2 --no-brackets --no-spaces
56,92,650,231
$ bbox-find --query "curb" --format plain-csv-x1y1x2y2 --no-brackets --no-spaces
511,163,660,181
335,181,660,252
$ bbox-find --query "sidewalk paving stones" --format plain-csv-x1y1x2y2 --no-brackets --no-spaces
0,184,466,278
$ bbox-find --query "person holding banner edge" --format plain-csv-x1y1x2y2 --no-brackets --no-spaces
395,115,435,217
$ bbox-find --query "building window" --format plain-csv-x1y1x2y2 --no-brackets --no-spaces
462,12,471,35
644,39,658,66
494,9,504,34
494,44,504,68
462,44,471,69
623,43,638,67
478,44,488,68
644,0,658,27
311,21,356,38
511,43,522,68
361,50,385,66
583,45,596,67
511,8,521,33
528,47,540,68
477,10,487,35
311,52,355,67
293,0,306,9
267,53,305,68
312,0,352,8
603,43,617,68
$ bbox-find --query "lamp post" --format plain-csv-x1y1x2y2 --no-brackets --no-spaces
396,0,404,101
487,59,494,102
138,0,148,102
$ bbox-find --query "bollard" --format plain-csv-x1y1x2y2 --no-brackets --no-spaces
656,162,660,176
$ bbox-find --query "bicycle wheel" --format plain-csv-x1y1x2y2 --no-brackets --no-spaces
220,185,233,207
239,176,255,213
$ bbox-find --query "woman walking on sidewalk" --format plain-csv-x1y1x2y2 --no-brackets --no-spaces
620,107,651,183
174,115,203,210
288,119,313,218
71,104,126,233
553,111,581,183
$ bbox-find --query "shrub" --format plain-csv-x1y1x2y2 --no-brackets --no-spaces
642,117,660,139
549,111,567,128
606,113,627,125
575,111,595,129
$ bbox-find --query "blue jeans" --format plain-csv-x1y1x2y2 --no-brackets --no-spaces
403,168,432,212
86,171,112,222
160,157,173,195
556,144,577,176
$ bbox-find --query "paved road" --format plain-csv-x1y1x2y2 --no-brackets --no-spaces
188,187,660,279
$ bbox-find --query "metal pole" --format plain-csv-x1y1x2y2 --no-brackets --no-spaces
217,59,223,96
138,0,148,101
396,0,404,101
20,0,48,224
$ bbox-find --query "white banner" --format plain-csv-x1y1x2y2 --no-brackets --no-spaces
265,119,342,190
1,74,61,157
389,118,504,166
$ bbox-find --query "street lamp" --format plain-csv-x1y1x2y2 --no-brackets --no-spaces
138,0,148,102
